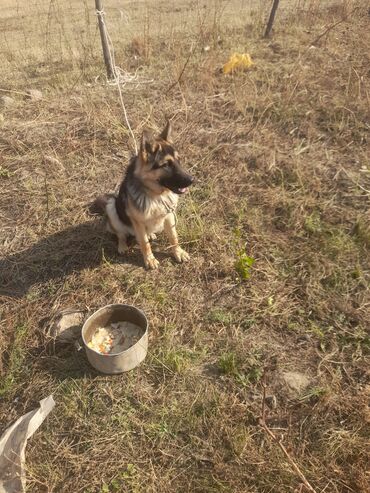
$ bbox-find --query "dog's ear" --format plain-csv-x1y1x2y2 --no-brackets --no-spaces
140,130,156,160
140,130,150,154
159,120,172,142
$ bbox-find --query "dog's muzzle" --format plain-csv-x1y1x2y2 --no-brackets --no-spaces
160,173,194,195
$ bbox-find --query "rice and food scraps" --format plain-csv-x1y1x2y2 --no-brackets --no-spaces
87,322,141,355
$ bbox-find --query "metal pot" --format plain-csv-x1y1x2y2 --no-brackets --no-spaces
81,304,148,374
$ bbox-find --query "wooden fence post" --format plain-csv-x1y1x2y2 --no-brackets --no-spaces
95,0,115,79
264,0,281,38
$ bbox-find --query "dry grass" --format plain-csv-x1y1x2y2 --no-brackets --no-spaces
0,1,369,492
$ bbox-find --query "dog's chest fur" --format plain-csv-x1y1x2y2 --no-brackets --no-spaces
129,192,178,234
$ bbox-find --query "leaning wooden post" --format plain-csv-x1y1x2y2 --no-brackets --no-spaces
95,0,115,79
264,0,281,38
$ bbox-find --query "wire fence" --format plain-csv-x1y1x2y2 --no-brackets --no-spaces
0,0,347,89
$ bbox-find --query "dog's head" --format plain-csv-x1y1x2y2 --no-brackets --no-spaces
137,121,194,195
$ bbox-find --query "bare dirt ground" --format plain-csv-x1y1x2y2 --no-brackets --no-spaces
0,1,369,492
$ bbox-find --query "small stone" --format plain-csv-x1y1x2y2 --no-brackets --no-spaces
282,371,311,394
0,95,15,108
44,155,62,166
25,89,43,101
0,113,4,126
265,395,277,409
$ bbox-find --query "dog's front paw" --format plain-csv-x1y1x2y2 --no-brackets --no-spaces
118,239,128,255
145,255,160,270
173,247,190,263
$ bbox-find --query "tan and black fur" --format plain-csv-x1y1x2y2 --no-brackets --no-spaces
92,121,194,269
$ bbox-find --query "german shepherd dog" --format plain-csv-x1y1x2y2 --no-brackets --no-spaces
92,121,194,269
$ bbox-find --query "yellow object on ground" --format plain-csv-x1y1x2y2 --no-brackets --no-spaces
223,53,254,74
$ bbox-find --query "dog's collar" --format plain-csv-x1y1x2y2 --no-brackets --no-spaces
160,192,177,215
162,201,175,214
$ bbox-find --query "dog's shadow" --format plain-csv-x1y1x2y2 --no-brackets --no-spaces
0,220,155,298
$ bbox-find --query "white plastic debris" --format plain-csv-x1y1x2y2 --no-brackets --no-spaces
0,395,55,493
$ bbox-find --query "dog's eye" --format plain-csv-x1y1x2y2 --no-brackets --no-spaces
163,161,172,169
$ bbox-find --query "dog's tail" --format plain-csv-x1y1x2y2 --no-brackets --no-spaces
87,193,115,216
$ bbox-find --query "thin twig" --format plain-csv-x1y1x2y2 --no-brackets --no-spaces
310,7,359,46
261,373,267,421
259,376,318,493
167,43,195,92
42,157,50,230
0,88,29,96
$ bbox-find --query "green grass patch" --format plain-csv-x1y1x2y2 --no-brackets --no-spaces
232,227,255,280
298,386,328,402
155,347,200,374
353,219,370,249
337,327,370,356
207,308,233,325
126,279,168,306
0,166,12,178
84,464,139,493
0,324,28,398
235,250,255,280
304,211,322,234
177,195,205,245
218,351,263,386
